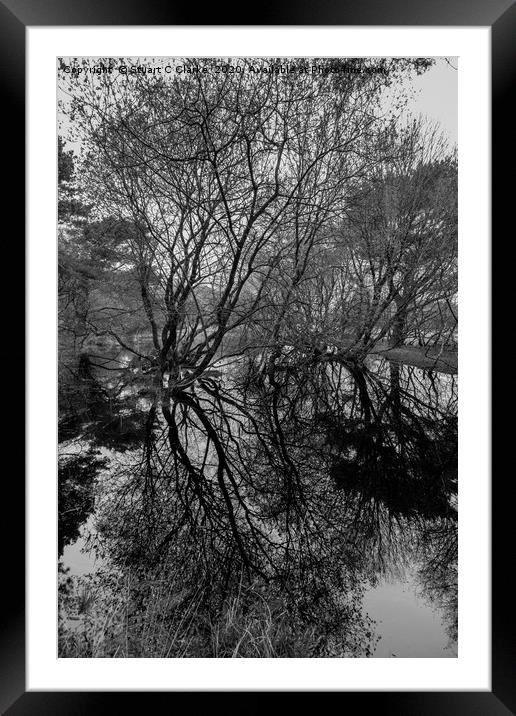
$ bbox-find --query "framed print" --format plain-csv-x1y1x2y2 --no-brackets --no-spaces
1,0,508,712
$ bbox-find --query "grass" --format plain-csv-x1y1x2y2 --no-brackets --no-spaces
58,569,339,658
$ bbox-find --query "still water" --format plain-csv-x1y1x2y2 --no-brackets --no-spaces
60,353,458,658
62,526,457,658
364,578,457,657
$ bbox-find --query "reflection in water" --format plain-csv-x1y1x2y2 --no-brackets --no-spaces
60,346,457,657
238,351,458,652
62,523,100,577
363,577,457,658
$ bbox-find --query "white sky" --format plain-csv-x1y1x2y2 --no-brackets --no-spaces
60,56,458,153
403,57,458,146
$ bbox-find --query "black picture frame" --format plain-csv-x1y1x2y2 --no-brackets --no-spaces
2,1,506,712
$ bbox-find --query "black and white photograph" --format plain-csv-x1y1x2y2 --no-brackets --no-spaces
57,56,458,659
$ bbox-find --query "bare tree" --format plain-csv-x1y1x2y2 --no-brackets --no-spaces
58,59,457,655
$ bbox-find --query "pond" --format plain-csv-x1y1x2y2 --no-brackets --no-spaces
62,529,457,657
59,351,457,658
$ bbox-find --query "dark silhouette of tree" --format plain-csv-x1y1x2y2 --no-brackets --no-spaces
58,450,108,555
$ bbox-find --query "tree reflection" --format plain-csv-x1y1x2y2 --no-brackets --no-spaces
84,345,457,653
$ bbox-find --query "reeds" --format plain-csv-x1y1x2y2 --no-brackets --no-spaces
58,569,329,658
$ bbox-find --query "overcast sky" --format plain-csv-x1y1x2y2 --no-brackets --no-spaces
59,56,458,152
404,57,457,146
